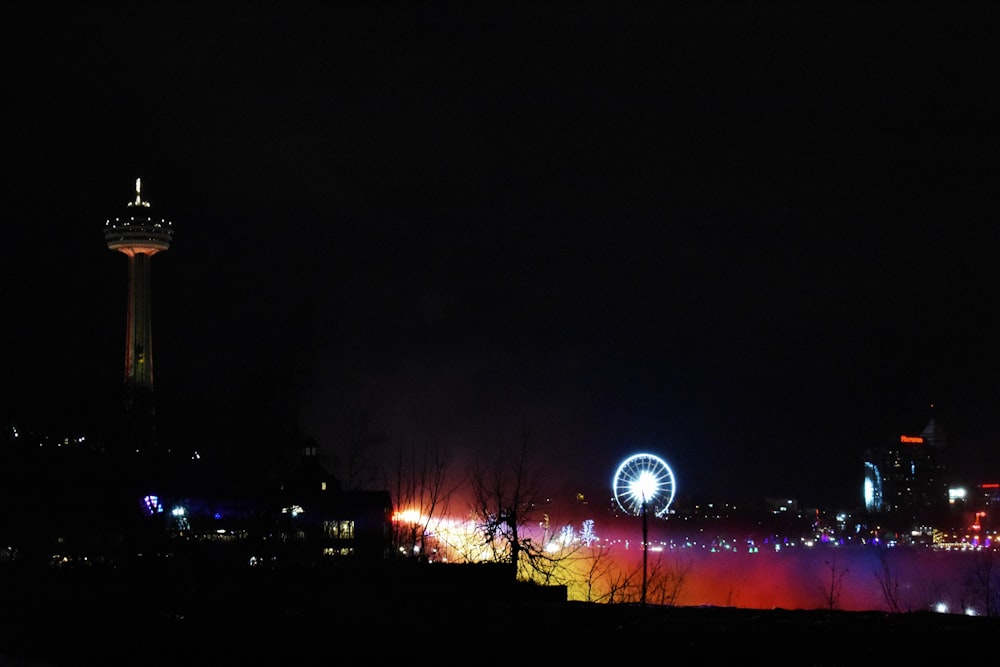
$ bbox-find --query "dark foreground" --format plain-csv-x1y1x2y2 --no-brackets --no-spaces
1,561,995,666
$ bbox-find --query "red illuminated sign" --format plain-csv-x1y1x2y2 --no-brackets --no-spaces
899,435,923,443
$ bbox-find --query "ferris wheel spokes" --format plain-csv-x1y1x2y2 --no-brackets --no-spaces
612,452,676,518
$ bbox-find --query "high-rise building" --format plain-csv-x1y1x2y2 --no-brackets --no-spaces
864,417,950,536
104,178,173,453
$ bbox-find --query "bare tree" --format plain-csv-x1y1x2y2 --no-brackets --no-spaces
469,421,573,583
644,551,694,607
607,560,645,604
470,422,536,579
962,549,1000,617
388,435,461,562
519,517,587,589
872,545,902,613
557,539,648,604
819,552,850,610
574,542,620,603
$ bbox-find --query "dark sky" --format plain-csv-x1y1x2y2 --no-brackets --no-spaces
3,2,1000,510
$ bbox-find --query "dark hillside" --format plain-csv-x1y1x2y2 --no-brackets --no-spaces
0,561,994,666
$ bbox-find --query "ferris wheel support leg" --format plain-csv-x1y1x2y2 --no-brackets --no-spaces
641,500,648,607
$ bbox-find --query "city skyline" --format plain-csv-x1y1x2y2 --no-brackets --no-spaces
3,3,1000,510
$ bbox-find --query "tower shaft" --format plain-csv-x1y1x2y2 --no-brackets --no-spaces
124,249,157,389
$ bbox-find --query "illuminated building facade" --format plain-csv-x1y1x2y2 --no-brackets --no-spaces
969,483,1000,537
276,444,393,562
863,461,883,513
104,178,174,452
864,418,950,535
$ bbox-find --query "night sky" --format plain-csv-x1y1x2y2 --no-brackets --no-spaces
3,2,1000,510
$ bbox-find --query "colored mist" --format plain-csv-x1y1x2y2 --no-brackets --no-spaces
421,512,993,614
591,543,987,614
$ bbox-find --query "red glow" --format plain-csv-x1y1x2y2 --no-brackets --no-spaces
899,435,924,443
596,540,985,611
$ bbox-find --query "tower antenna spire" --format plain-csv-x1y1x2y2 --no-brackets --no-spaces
130,177,150,208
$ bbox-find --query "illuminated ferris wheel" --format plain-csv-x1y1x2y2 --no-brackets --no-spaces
612,452,676,518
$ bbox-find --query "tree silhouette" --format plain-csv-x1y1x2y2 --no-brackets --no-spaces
962,549,1000,617
820,553,850,610
872,545,902,613
388,435,461,562
468,421,578,583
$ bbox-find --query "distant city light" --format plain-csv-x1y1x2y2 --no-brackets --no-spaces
393,509,422,523
282,505,304,517
142,495,163,516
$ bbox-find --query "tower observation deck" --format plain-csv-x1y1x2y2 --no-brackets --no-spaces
104,178,173,451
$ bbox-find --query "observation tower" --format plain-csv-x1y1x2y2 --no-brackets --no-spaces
104,178,174,451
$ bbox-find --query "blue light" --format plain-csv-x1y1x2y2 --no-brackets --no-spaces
141,495,164,516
